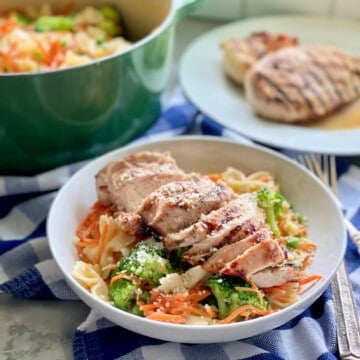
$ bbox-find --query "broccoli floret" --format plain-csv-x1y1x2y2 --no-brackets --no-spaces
35,16,74,32
131,291,150,316
109,278,149,315
11,12,31,25
207,275,269,320
98,5,123,36
257,188,284,237
168,247,190,270
117,240,174,286
100,5,122,22
109,240,172,313
108,278,139,311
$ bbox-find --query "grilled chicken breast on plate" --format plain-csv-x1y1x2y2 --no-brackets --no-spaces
221,31,298,85
245,45,360,123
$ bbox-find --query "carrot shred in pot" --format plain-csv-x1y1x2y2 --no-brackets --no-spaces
208,173,223,182
0,18,17,34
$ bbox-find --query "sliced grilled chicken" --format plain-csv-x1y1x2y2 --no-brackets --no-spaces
109,166,186,213
249,264,305,288
163,193,261,251
95,151,185,211
98,150,310,286
220,239,286,279
139,174,235,235
245,45,360,123
201,226,273,273
221,31,298,85
118,174,236,238
182,210,266,265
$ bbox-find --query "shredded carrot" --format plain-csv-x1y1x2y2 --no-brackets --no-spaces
48,40,64,66
109,272,142,287
32,36,51,65
187,305,211,318
186,288,212,302
208,173,223,182
76,201,114,264
301,255,312,270
102,264,118,272
78,251,93,264
94,218,109,264
263,281,299,308
145,313,186,324
137,302,158,312
76,240,99,247
1,52,18,72
219,305,273,324
297,242,317,253
139,287,212,323
298,274,322,285
204,304,218,318
0,18,17,34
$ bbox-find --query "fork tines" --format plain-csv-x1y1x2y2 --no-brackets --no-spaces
297,154,337,196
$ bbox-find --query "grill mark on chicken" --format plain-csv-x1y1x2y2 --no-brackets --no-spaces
96,151,185,211
222,32,298,86
264,58,332,118
262,72,319,116
289,81,316,117
306,66,340,107
221,239,286,279
246,35,266,58
274,50,340,104
246,45,360,123
249,264,305,288
298,74,329,112
119,174,236,238
304,48,347,104
163,193,258,250
183,218,263,265
111,167,186,213
182,207,265,265
273,58,315,104
257,73,296,110
198,227,272,272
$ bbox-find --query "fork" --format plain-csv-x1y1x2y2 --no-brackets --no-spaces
298,154,360,254
297,154,360,360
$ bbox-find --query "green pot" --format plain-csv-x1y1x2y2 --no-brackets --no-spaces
0,0,201,174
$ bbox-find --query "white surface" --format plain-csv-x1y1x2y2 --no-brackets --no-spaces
179,15,360,155
47,136,346,343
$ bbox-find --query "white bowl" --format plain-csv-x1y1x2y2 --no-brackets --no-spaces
47,136,346,343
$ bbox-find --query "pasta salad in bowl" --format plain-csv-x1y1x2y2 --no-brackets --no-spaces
47,136,346,343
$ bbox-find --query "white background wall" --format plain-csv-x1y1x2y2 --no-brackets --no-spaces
192,0,360,21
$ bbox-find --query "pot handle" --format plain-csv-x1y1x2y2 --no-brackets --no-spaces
174,0,205,20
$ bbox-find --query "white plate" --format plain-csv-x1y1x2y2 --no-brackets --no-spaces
47,136,346,343
179,16,360,155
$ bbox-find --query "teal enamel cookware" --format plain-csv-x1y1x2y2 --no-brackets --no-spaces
0,0,201,174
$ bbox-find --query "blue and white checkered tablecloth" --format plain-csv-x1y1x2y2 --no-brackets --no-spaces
1,91,359,360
